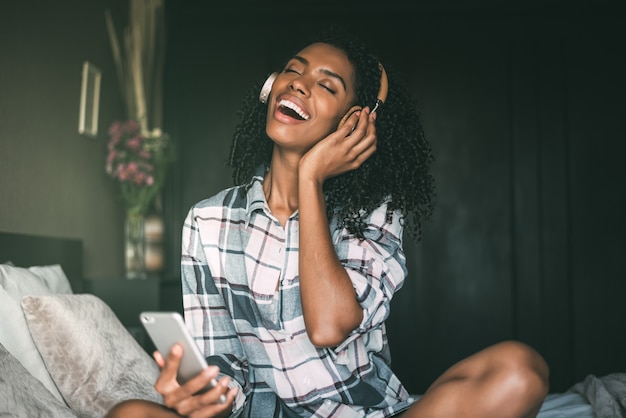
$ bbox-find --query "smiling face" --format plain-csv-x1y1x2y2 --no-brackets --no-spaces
265,43,356,153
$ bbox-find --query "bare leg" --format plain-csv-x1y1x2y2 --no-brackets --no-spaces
105,400,181,418
400,341,549,418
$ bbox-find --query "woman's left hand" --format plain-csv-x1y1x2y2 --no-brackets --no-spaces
299,107,377,184
153,345,237,418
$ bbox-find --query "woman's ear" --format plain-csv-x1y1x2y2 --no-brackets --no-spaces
337,105,362,128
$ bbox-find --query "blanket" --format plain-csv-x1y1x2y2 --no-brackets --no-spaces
570,373,626,418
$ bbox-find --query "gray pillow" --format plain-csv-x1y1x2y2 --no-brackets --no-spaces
0,341,76,418
21,294,163,417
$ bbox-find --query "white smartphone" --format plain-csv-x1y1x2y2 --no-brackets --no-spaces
140,311,225,402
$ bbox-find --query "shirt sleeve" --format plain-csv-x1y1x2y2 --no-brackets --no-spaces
331,201,408,337
181,206,249,411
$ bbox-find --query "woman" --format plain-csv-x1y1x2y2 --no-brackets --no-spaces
107,27,549,418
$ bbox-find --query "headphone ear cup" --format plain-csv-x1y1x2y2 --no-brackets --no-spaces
259,72,278,104
338,105,362,128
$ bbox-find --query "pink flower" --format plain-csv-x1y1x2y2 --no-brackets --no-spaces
117,164,129,181
133,171,146,185
126,136,143,151
107,150,118,165
108,123,123,146
108,122,122,136
125,120,140,133
106,119,170,212
127,162,139,174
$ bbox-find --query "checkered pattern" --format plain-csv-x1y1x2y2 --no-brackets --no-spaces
181,174,415,417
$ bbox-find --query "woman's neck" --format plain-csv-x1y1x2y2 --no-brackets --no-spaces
263,149,301,225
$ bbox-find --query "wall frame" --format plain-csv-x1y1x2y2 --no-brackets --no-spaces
78,61,101,138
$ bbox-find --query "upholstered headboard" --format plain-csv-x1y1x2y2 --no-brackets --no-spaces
0,231,84,293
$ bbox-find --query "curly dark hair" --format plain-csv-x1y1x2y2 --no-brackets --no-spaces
228,27,435,240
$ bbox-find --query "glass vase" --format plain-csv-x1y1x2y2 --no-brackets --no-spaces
125,212,147,279
144,212,164,273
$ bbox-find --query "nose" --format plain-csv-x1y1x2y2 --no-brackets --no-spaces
289,75,311,97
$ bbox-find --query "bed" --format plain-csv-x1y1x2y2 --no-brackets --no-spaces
0,231,161,417
0,231,623,417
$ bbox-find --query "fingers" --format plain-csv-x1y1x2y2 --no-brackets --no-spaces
301,105,377,181
180,376,235,417
181,366,221,397
168,370,225,414
343,107,377,164
345,106,376,132
155,352,235,418
153,350,165,368
353,106,371,134
339,107,365,137
154,344,183,395
163,377,235,418
344,106,376,143
327,107,377,173
154,344,218,403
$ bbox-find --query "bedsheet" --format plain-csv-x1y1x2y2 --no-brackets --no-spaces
537,393,594,418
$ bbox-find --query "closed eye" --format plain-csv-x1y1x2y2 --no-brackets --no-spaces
319,84,336,95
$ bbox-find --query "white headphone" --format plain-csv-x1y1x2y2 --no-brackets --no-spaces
259,72,278,104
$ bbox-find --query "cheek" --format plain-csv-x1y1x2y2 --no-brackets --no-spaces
306,117,344,144
318,115,342,135
318,102,348,133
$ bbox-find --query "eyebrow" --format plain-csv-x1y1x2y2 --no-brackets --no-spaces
292,55,348,92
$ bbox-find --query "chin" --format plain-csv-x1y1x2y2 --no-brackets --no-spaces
265,123,285,144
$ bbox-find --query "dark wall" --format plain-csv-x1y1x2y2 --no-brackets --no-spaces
0,0,127,278
163,1,626,393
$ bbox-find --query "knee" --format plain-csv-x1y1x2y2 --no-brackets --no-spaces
105,399,161,418
105,400,143,418
493,341,550,399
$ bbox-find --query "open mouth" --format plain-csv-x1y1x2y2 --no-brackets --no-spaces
277,99,310,121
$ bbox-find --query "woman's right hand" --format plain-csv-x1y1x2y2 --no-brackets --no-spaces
299,106,377,185
153,344,238,417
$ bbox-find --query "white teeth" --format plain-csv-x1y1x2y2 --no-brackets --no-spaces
278,99,310,120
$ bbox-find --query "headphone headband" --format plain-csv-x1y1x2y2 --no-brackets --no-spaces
372,63,388,113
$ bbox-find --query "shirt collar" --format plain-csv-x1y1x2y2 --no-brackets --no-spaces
245,173,267,220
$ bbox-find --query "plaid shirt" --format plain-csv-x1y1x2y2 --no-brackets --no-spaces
181,174,415,417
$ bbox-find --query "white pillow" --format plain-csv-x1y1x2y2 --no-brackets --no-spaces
0,264,66,403
28,264,73,294
0,264,52,298
21,294,163,417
